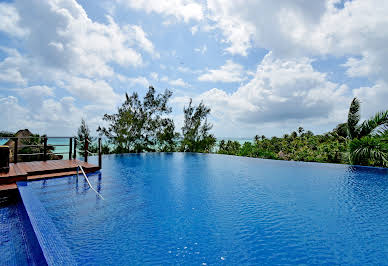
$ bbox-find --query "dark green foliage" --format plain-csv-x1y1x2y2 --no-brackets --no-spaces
180,99,216,152
76,118,91,156
98,86,179,153
347,97,361,139
0,131,15,138
218,140,241,155
92,90,386,168
349,137,388,167
333,123,348,138
358,110,388,138
18,134,57,162
88,142,111,155
345,97,388,167
217,128,348,164
214,97,387,167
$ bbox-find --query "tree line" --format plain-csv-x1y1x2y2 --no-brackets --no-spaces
75,86,387,168
77,86,216,155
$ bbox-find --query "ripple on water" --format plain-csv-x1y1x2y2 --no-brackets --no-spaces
20,153,388,265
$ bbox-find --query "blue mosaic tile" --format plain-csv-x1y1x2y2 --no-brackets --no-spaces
18,182,76,266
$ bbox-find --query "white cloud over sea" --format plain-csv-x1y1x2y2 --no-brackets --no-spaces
0,0,387,137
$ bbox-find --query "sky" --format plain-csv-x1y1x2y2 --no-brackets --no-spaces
0,0,387,138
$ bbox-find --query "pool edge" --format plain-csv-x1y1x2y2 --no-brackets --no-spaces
17,181,77,266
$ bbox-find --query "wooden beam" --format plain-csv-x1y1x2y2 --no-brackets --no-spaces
69,138,72,160
14,138,18,163
98,138,102,168
43,137,47,161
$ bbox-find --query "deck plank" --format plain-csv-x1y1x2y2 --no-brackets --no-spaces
0,183,18,191
0,159,100,190
12,164,25,176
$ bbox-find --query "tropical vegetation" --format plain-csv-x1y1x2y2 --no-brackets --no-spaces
78,93,388,168
346,98,388,167
3,85,387,168
97,86,179,153
180,99,216,153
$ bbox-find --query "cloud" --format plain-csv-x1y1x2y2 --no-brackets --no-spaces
62,76,121,105
16,85,54,105
2,0,387,138
124,25,160,58
0,47,28,85
206,0,327,56
118,76,150,88
200,0,388,127
198,60,245,83
353,81,388,119
194,45,207,54
0,3,26,37
0,96,31,131
0,94,83,135
184,52,351,135
118,0,204,22
150,72,159,81
11,0,151,78
169,78,189,87
205,0,388,84
159,76,189,87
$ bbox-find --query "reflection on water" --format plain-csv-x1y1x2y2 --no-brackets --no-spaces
20,153,388,265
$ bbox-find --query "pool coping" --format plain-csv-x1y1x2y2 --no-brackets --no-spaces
17,181,77,266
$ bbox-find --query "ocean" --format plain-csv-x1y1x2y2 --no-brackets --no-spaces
0,137,254,158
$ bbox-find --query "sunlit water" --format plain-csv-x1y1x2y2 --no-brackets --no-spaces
19,153,388,265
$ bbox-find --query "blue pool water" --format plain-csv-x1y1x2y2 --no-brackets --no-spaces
0,196,46,265
14,153,388,264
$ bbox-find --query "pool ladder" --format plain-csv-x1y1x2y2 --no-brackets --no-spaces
77,165,105,200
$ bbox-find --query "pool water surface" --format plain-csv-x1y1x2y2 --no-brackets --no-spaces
17,153,388,265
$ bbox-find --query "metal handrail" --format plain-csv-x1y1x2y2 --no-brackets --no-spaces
19,144,43,148
86,150,98,155
49,144,69,147
75,149,98,156
18,153,44,156
77,165,104,200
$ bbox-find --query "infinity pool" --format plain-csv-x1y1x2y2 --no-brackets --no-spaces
16,153,388,264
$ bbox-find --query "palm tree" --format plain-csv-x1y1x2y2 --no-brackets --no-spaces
346,97,388,167
297,126,304,136
254,135,260,143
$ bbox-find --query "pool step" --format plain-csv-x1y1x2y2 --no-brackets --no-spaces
0,183,18,192
0,160,100,186
28,170,79,181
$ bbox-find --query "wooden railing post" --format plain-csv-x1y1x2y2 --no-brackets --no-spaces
73,138,77,160
43,137,47,161
14,138,18,163
84,138,88,162
98,138,102,168
69,138,73,160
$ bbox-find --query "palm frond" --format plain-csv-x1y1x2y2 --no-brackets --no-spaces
349,137,388,167
347,97,361,139
358,110,388,138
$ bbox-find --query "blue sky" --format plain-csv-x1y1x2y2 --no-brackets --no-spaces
0,0,387,138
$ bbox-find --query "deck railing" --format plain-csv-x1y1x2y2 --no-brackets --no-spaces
3,137,102,168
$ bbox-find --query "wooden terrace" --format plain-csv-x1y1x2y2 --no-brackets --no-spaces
0,136,102,193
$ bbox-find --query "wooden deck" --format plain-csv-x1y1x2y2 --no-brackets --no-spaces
0,160,100,192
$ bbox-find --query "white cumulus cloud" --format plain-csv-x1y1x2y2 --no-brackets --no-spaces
118,0,204,22
198,60,246,83
184,52,351,136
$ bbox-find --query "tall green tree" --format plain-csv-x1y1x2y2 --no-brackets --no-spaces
346,97,388,166
180,99,216,152
77,118,91,156
98,86,178,153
